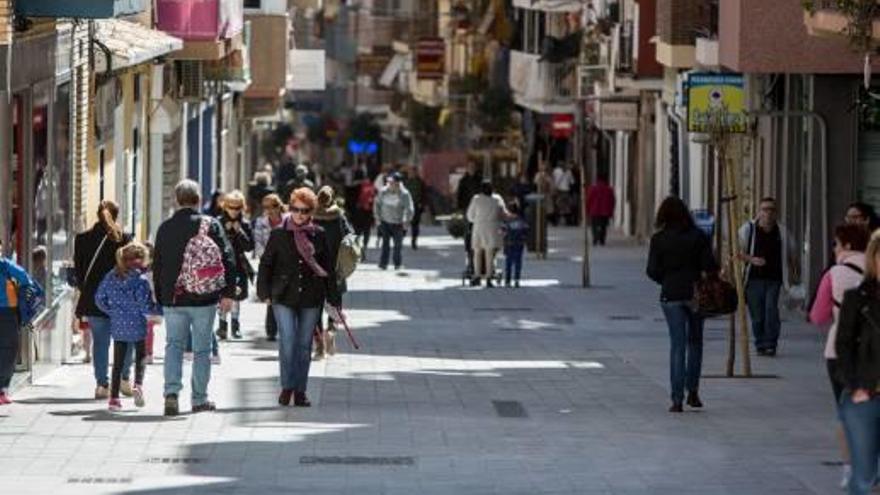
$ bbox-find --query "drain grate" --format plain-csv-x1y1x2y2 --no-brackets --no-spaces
474,307,534,312
492,400,528,418
67,477,132,484
300,456,415,466
608,315,641,321
143,457,205,464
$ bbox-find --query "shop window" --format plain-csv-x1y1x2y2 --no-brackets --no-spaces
10,95,23,263
857,86,880,209
32,88,50,294
52,84,72,303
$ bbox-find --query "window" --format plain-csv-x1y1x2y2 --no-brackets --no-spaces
244,0,261,8
31,86,50,293
51,84,72,303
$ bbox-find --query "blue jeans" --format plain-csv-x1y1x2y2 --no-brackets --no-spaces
273,305,320,392
661,301,704,404
379,222,404,269
185,330,219,357
840,394,880,495
504,245,525,284
163,306,217,405
745,279,782,351
87,316,131,387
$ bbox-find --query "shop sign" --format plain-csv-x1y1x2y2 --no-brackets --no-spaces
596,101,638,131
416,38,445,80
550,114,574,139
687,73,747,133
289,49,326,91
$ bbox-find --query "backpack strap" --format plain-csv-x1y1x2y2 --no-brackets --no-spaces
843,262,865,275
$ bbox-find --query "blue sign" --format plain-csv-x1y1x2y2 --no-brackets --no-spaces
348,140,379,155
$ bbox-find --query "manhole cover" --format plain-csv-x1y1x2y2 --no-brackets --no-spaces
300,456,415,466
492,400,528,418
67,477,132,484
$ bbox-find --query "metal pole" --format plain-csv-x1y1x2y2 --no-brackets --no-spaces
576,102,590,287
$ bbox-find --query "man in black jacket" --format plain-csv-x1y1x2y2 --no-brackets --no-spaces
456,163,482,281
153,180,237,416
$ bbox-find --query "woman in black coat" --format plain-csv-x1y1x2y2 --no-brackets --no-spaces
647,196,718,413
258,187,341,407
215,190,254,340
312,186,353,359
73,200,132,399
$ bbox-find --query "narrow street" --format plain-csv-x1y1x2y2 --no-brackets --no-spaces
0,226,838,494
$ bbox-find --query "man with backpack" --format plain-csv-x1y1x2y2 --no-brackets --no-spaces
153,180,238,416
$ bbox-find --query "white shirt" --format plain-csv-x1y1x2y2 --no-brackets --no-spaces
553,167,574,193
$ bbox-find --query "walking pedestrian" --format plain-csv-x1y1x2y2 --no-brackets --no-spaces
215,190,254,340
153,180,238,416
466,181,509,288
809,224,869,490
373,173,414,271
404,165,426,250
647,197,718,413
312,186,353,360
836,229,880,495
352,171,376,261
586,172,615,246
282,164,315,200
510,173,532,218
534,164,556,226
457,163,483,277
738,197,799,356
257,187,341,407
204,190,225,218
502,202,529,288
0,239,41,405
254,193,287,341
552,163,575,226
94,242,160,411
247,170,275,219
73,200,133,399
845,201,880,232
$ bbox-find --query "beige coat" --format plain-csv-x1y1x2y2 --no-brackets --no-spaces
466,193,508,250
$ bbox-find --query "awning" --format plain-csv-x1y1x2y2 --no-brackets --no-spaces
379,53,409,88
512,0,583,13
94,19,183,73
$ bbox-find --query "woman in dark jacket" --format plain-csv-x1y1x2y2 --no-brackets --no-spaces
836,230,880,495
647,197,718,413
312,186,353,359
216,190,254,340
73,200,132,399
258,187,341,407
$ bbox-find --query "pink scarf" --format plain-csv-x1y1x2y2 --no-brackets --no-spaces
286,219,328,278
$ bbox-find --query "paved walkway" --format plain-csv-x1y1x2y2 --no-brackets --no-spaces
0,226,840,494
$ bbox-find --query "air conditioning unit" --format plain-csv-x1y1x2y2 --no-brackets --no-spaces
177,61,205,100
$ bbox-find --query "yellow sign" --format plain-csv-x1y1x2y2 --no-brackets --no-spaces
687,73,748,133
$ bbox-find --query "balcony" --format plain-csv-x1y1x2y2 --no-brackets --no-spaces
804,0,880,40
655,0,710,68
15,0,145,18
509,51,576,114
156,0,244,60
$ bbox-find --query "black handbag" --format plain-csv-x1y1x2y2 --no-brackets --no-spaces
694,276,738,317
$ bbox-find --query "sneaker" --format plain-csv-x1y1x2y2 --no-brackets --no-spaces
133,385,145,408
841,464,851,490
184,352,194,362
108,398,122,412
120,380,133,397
192,401,217,414
0,391,11,405
211,354,221,365
94,385,110,400
164,394,179,417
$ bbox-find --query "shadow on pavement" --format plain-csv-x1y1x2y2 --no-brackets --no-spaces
16,397,100,405
49,409,186,423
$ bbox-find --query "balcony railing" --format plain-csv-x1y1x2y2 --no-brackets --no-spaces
616,20,634,74
509,51,576,104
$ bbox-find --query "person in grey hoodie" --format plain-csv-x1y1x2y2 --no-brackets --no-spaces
373,173,414,270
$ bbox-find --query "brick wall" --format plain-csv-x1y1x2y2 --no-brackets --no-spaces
0,0,11,45
656,0,710,46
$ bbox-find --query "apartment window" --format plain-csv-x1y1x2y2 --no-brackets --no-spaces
244,0,261,8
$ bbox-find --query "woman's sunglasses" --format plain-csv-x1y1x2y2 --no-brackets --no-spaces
291,206,312,215
226,204,243,211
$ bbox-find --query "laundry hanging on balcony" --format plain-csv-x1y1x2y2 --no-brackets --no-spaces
539,30,582,64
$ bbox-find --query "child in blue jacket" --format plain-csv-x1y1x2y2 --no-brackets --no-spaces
95,242,161,411
0,239,42,405
502,202,530,288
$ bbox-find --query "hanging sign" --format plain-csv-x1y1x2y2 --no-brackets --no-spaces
416,38,445,80
687,73,747,133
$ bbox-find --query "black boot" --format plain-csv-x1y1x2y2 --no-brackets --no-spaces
686,391,703,408
231,319,242,339
217,320,228,340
